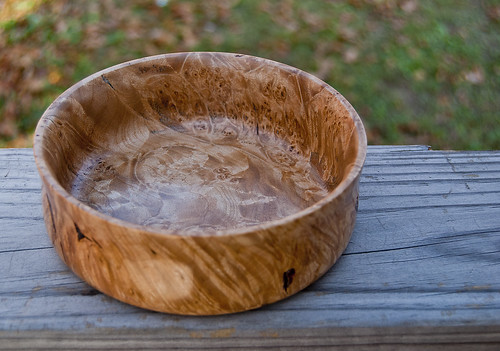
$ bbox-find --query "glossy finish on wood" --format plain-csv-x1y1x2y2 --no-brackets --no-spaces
33,52,366,314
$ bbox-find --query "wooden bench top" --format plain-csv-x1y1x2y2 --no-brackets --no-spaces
1,145,499,349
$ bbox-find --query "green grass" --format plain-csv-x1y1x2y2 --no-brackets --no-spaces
1,0,499,149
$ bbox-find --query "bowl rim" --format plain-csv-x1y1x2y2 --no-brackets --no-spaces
33,51,367,238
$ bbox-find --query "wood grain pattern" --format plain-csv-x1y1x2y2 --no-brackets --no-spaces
71,116,329,233
2,327,500,350
32,53,367,314
1,147,500,348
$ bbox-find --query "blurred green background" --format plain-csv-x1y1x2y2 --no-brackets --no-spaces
1,0,499,149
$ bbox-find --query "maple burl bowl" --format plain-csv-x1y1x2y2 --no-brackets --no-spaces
33,52,366,315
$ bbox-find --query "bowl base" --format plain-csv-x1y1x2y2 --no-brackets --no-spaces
71,116,328,234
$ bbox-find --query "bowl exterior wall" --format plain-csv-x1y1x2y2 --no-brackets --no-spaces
40,174,360,315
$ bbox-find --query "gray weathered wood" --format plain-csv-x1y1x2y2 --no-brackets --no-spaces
1,146,500,348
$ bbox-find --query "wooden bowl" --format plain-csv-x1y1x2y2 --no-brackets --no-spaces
33,52,367,315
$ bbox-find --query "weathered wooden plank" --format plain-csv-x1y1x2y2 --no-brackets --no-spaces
2,286,499,329
3,237,499,296
1,326,499,350
1,146,499,346
4,225,498,302
366,150,500,159
366,145,431,152
1,150,499,255
3,151,498,254
365,150,500,164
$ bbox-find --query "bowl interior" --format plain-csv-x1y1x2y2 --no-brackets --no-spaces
36,53,362,234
